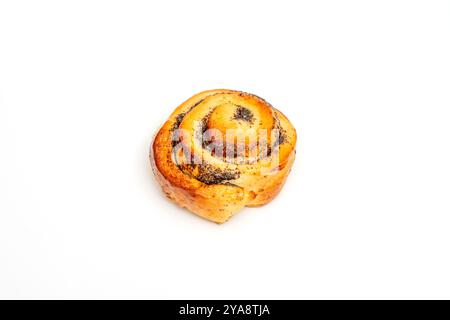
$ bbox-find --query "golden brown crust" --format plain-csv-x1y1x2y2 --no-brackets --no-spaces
150,89,297,223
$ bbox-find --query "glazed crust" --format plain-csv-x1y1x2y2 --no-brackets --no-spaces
150,89,297,223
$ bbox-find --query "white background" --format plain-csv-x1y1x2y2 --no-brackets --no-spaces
1,0,450,299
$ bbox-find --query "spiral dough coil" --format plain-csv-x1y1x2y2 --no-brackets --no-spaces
150,89,297,223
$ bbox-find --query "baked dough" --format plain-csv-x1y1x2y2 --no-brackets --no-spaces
150,89,297,223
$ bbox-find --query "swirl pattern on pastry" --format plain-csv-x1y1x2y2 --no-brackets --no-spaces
150,89,297,223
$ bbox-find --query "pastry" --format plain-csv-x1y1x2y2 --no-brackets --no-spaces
150,89,297,223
